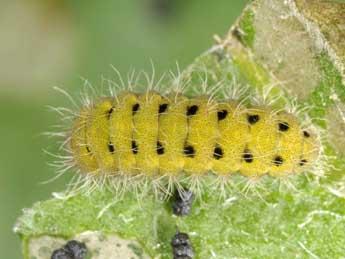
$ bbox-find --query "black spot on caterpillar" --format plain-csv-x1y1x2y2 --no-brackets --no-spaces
299,159,308,166
303,130,310,138
186,105,198,116
242,149,254,163
106,107,114,120
248,114,260,124
132,103,140,114
159,103,169,114
273,156,284,166
184,145,195,158
131,140,139,154
156,141,164,155
278,122,289,132
108,142,115,154
217,109,228,121
213,146,223,160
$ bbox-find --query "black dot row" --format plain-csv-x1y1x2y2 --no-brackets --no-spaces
98,140,308,167
109,103,311,135
249,114,311,137
109,102,312,137
242,149,308,167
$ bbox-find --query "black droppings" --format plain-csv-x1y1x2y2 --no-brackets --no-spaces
172,188,195,216
186,105,198,116
217,110,228,121
106,107,114,120
86,146,91,153
273,156,283,166
171,232,195,259
132,103,140,114
65,240,88,259
278,122,289,132
303,131,310,138
213,146,223,160
173,246,195,259
51,240,87,259
132,140,138,154
51,248,74,259
184,145,195,158
243,149,253,163
159,103,168,114
299,159,308,166
171,232,191,247
157,141,164,155
248,114,260,124
108,142,115,154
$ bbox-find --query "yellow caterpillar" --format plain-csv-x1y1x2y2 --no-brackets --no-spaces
69,91,320,179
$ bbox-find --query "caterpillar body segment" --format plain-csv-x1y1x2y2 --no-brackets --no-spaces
70,91,320,180
184,96,218,175
132,92,162,175
158,94,189,175
211,101,249,175
241,107,279,177
110,92,138,174
270,112,303,177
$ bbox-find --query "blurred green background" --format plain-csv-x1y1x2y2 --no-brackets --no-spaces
0,0,248,258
